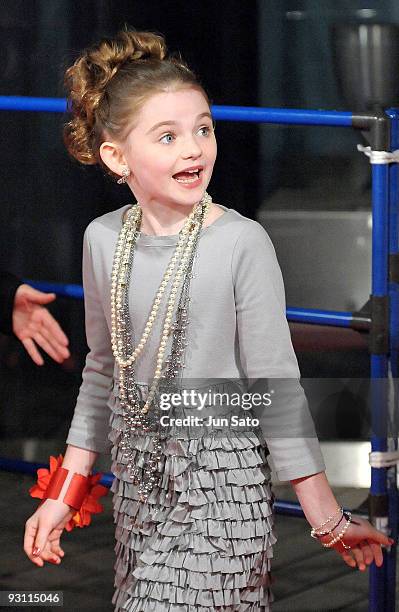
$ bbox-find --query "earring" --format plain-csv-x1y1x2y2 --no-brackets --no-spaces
117,166,131,184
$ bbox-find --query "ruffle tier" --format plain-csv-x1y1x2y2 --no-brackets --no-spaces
108,386,275,611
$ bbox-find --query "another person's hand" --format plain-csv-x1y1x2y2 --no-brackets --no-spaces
12,284,70,365
24,499,74,567
322,514,394,571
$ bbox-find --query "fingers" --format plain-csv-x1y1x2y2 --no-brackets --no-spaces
341,540,387,571
48,529,65,561
349,546,367,571
24,520,64,567
22,286,57,305
51,542,65,559
358,540,375,568
31,524,52,565
39,527,66,564
22,332,65,366
370,541,384,567
24,519,46,567
33,312,70,363
21,338,44,366
371,527,394,547
21,321,69,365
340,549,356,569
332,515,395,571
357,517,393,547
38,309,69,349
32,330,64,363
24,519,40,566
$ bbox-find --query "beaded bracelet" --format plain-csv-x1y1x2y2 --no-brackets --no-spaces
311,509,346,540
322,511,352,548
310,506,343,539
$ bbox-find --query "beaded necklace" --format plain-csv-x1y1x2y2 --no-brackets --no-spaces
111,192,211,502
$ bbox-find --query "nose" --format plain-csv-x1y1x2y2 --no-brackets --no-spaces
181,134,202,159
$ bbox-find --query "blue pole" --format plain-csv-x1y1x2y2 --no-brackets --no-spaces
0,95,354,126
0,456,113,487
23,279,84,300
24,277,368,329
0,455,371,521
286,307,369,328
211,105,353,126
0,96,67,113
273,500,368,519
369,159,390,612
385,108,399,612
286,307,352,326
23,280,370,329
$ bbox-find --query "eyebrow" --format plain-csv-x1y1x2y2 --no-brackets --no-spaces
146,112,213,135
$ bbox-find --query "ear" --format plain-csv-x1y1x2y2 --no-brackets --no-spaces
99,141,129,177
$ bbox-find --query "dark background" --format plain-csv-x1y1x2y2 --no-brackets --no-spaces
1,0,398,443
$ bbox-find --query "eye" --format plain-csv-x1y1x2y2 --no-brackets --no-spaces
197,125,212,137
159,133,175,144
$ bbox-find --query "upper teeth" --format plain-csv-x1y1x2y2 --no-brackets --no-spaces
176,175,199,183
174,169,201,183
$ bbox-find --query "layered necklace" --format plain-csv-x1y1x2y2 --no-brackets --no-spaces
111,192,212,502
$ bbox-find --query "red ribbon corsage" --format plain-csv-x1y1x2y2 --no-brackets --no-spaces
29,454,109,531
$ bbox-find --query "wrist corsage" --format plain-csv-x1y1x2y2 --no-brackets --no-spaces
29,454,109,531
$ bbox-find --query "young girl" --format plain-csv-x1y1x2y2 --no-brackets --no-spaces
24,29,392,611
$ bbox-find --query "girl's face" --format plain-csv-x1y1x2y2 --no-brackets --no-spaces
121,88,217,209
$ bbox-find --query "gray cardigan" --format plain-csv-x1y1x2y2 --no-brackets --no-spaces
66,204,325,481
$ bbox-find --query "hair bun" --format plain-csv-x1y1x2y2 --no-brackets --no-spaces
89,30,167,81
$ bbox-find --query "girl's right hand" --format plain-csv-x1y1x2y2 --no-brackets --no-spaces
24,499,75,567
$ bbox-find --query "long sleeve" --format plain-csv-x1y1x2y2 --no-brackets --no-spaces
66,224,114,454
0,270,22,335
232,221,326,481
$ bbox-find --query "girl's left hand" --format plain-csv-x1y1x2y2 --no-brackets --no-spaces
321,515,395,571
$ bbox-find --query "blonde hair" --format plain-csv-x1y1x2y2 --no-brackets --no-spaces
63,29,210,175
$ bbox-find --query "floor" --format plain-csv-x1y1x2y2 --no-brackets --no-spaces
0,462,396,612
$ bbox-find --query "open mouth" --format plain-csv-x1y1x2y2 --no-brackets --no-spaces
173,169,203,184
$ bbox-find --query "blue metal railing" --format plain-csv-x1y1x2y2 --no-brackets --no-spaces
24,280,84,300
0,96,67,113
24,281,370,329
0,94,353,126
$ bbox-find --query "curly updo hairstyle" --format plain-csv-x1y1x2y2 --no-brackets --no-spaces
63,29,210,176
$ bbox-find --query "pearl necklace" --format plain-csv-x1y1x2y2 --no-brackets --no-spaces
111,193,211,503
111,193,211,413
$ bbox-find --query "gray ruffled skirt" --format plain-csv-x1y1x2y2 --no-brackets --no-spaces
108,382,276,611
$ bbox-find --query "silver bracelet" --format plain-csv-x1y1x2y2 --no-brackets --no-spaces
310,506,343,539
322,511,352,548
